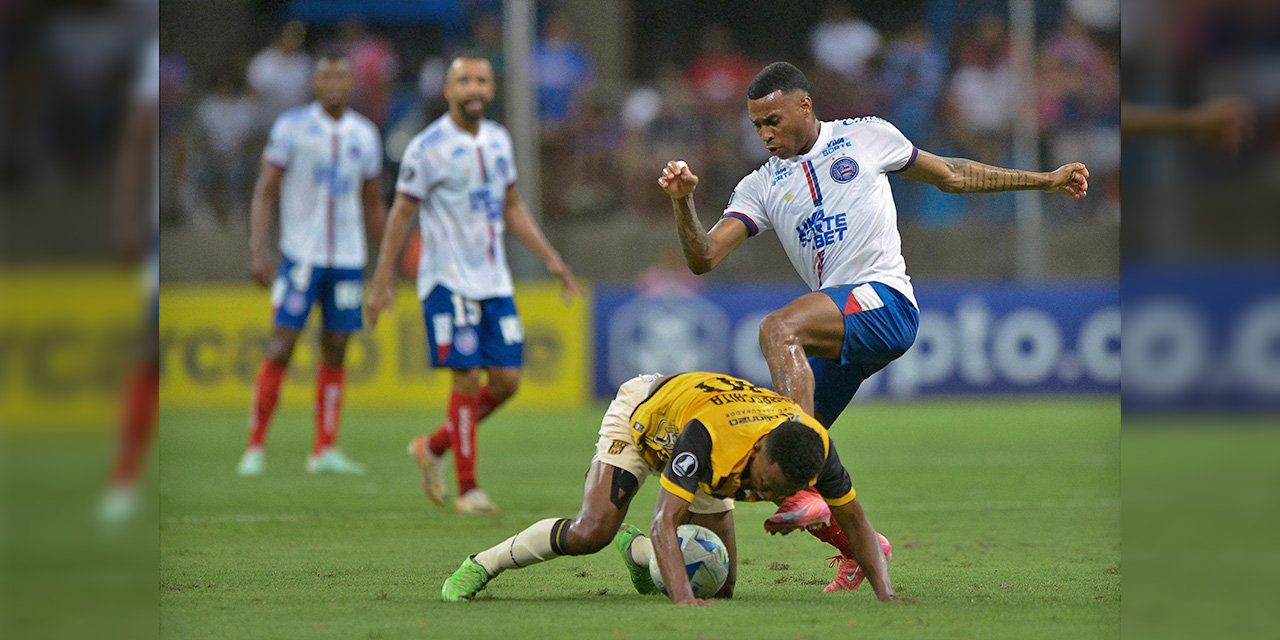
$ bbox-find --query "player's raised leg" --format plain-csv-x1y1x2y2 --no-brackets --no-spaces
238,324,301,476
757,291,846,417
443,460,636,601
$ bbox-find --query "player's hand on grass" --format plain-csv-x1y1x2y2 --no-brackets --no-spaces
1044,163,1089,199
547,256,581,306
673,597,716,607
365,281,395,329
250,252,274,288
658,160,699,199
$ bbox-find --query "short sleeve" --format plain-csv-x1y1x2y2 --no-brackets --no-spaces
263,116,293,169
658,420,714,503
813,440,856,507
395,135,435,202
363,127,383,180
720,168,771,237
861,118,917,174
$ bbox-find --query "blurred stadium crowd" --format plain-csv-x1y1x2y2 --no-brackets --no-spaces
154,0,1120,245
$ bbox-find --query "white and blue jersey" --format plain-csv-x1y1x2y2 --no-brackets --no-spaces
724,117,918,306
264,103,381,332
396,115,524,369
396,115,518,301
264,102,382,270
723,118,922,427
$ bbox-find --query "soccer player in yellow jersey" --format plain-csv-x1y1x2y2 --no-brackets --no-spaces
442,372,896,606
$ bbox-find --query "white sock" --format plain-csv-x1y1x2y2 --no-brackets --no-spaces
628,534,654,567
473,518,569,577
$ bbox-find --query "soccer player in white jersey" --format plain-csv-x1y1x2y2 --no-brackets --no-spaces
101,35,160,525
658,62,1089,591
236,48,387,477
366,54,580,513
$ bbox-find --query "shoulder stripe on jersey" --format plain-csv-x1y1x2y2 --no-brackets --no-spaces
824,487,857,507
722,212,758,236
889,146,919,174
801,161,823,206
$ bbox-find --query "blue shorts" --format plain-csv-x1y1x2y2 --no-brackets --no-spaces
809,282,919,428
271,254,364,333
422,284,523,369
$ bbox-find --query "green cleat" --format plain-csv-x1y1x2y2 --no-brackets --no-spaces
613,523,658,595
442,557,492,602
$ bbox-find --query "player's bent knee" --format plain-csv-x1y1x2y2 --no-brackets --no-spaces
563,518,614,555
758,311,799,349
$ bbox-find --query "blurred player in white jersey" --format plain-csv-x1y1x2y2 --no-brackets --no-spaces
367,54,579,513
101,35,160,525
658,62,1089,590
236,48,387,476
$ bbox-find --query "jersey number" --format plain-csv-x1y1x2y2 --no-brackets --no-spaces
450,295,481,326
694,376,769,395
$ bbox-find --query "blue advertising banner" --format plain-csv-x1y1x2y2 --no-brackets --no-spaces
1122,264,1280,411
593,280,1120,400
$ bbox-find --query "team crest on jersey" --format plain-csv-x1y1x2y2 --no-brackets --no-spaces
348,145,361,160
672,452,698,477
608,440,628,455
830,157,859,183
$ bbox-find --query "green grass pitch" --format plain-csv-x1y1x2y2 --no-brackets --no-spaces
159,397,1119,639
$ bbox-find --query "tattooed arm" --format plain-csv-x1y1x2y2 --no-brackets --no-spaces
899,150,1090,199
658,160,749,275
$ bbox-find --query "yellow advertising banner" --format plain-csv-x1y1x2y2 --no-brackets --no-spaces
158,281,590,412
0,269,143,431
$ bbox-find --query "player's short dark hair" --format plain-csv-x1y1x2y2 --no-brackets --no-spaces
763,421,826,488
747,62,812,100
451,49,491,65
315,45,348,65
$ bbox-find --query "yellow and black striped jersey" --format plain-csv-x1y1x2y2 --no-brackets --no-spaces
628,372,856,506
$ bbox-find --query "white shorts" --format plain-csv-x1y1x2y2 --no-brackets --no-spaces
591,374,734,515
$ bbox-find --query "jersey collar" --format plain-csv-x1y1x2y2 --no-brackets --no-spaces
310,101,350,129
791,120,833,164
442,112,487,140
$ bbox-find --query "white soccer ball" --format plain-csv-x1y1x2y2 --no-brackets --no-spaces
648,524,730,598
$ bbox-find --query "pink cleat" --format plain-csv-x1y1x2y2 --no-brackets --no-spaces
823,533,892,592
764,487,831,535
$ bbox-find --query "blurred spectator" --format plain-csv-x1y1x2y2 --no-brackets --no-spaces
158,33,192,223
944,15,1015,163
247,21,312,129
809,1,882,83
1066,0,1119,33
189,65,257,229
535,13,593,131
685,24,755,116
880,22,945,143
340,19,400,127
636,246,705,298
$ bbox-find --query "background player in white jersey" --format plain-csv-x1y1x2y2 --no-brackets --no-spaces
366,54,580,513
236,48,386,477
101,35,160,525
657,62,1090,590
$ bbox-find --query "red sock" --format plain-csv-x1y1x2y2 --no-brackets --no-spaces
313,363,345,455
427,385,506,456
111,361,159,487
444,390,481,494
810,521,856,557
247,359,286,448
